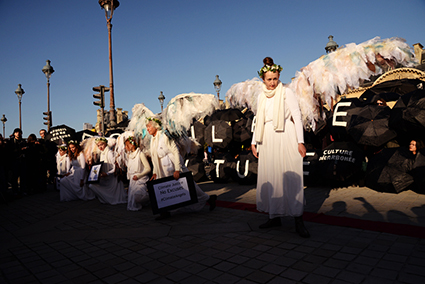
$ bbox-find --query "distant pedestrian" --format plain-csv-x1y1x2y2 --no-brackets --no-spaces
8,128,27,196
23,134,43,193
0,135,8,196
38,128,57,186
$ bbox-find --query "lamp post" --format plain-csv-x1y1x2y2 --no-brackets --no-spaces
325,35,338,54
42,60,55,131
15,84,25,130
158,91,165,112
99,0,120,127
1,114,7,137
213,75,222,108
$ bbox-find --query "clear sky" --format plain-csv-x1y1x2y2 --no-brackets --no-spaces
1,0,424,138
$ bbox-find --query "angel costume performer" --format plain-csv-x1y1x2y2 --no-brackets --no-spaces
252,81,305,218
89,146,127,205
60,152,94,201
126,148,151,211
55,150,70,190
150,131,210,212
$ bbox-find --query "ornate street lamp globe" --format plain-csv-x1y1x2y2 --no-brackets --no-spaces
213,75,222,94
15,84,25,100
99,0,120,17
42,60,55,79
325,35,339,53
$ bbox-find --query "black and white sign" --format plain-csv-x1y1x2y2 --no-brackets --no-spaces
147,171,198,215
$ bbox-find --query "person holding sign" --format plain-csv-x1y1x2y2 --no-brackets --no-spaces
251,57,309,238
146,117,216,220
89,137,127,205
60,140,94,201
124,136,151,211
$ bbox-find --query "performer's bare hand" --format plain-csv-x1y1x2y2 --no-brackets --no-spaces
150,174,157,181
251,144,258,158
173,171,180,180
132,175,138,181
298,143,306,158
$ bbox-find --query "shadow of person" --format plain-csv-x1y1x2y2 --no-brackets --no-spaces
303,186,332,213
387,209,416,226
197,180,256,204
354,197,385,222
325,201,360,219
410,204,425,227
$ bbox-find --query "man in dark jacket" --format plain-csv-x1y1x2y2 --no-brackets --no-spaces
8,128,27,196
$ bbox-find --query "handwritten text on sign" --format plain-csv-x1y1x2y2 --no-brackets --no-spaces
153,177,191,209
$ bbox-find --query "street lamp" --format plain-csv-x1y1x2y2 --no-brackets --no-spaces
15,84,25,130
99,0,120,127
158,91,165,112
42,60,55,131
1,114,7,137
325,35,339,54
213,75,222,108
213,75,222,100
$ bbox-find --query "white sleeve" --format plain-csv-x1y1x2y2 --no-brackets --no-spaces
251,93,262,146
106,150,116,176
135,152,151,179
78,153,86,170
285,88,304,144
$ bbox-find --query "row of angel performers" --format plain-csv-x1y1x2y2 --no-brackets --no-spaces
58,134,217,218
59,95,220,219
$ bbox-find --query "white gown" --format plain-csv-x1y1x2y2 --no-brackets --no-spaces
55,152,70,190
253,87,305,218
126,148,151,211
150,132,209,212
89,147,127,205
60,152,95,201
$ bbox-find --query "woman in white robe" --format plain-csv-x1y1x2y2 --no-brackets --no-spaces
251,57,309,238
60,141,95,201
125,136,151,211
55,144,70,191
146,117,216,220
89,137,127,205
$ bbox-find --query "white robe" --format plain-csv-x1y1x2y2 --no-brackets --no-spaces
55,152,70,191
253,86,305,218
89,147,127,205
126,148,151,211
150,132,209,212
60,152,95,201
56,152,70,176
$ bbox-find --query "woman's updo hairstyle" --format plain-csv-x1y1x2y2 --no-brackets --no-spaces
258,57,282,79
263,57,274,66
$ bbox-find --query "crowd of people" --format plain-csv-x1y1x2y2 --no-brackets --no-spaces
0,124,217,220
0,128,56,198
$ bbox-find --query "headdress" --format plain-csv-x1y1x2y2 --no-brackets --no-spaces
126,136,138,147
67,140,78,145
95,137,108,144
58,144,68,151
146,117,162,127
258,64,283,77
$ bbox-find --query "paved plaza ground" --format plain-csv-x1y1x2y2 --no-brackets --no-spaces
1,181,425,283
